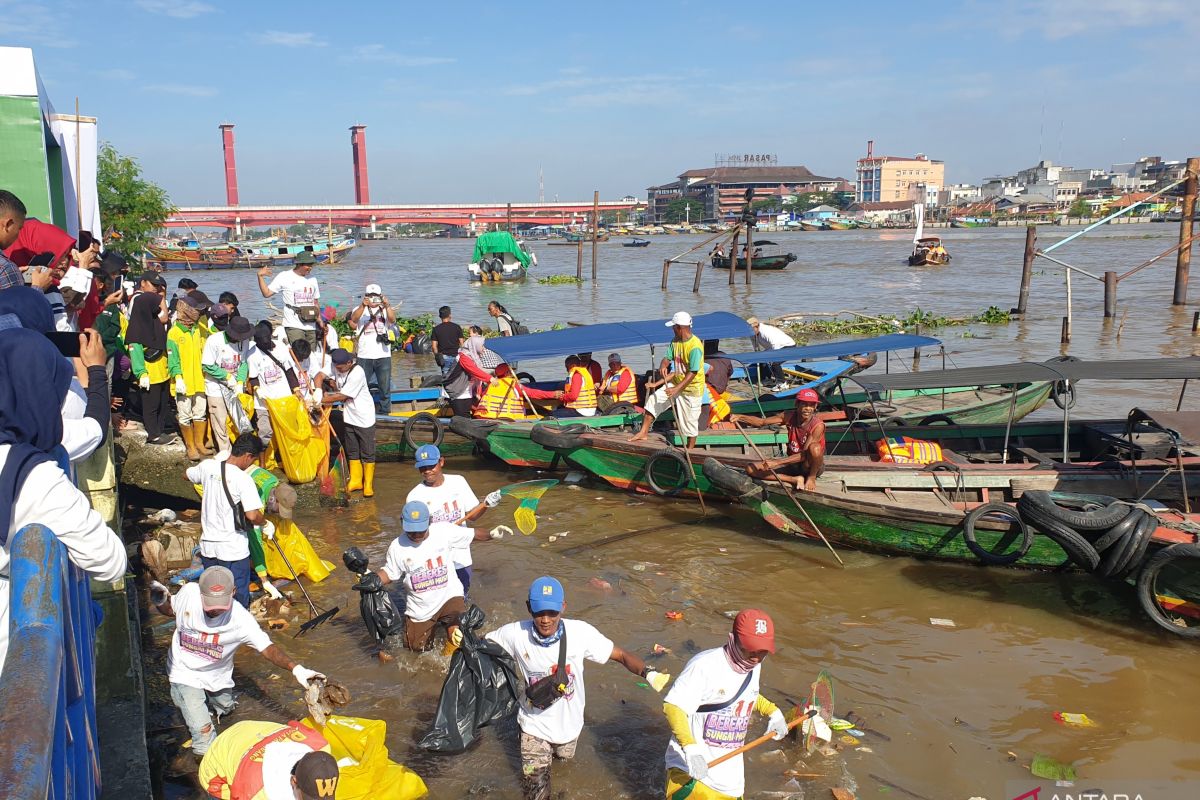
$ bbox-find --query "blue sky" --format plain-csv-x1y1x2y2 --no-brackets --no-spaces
10,0,1198,206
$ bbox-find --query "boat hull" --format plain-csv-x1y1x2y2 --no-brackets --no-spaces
710,254,796,270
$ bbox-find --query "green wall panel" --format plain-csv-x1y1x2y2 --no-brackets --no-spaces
0,94,52,220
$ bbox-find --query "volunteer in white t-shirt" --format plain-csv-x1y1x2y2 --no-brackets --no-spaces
663,609,789,799
486,576,670,800
200,312,253,454
287,338,331,411
184,433,267,607
374,500,510,652
405,443,502,593
350,283,397,414
321,348,377,496
246,320,300,454
150,566,326,765
257,251,321,349
746,316,796,390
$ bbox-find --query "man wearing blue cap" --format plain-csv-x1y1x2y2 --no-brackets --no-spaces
374,500,511,651
486,576,670,800
405,443,502,593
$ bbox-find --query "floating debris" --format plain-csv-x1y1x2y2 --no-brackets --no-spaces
929,618,956,628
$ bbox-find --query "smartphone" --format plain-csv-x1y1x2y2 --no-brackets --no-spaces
45,331,81,358
77,231,95,252
28,252,55,267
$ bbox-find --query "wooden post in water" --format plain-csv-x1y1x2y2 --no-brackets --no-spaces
591,190,599,280
727,228,741,286
506,202,513,234
692,260,703,293
1193,311,1199,334
1103,271,1117,317
1061,316,1071,343
744,225,753,285
1016,226,1036,314
576,239,583,281
661,259,671,290
1173,157,1200,305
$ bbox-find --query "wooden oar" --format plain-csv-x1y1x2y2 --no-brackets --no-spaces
670,393,707,516
731,420,844,567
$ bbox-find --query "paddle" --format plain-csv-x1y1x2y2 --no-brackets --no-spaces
272,542,340,637
497,479,559,534
731,420,845,567
669,393,707,516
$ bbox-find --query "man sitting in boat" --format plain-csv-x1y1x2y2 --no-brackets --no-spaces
728,388,825,491
598,353,639,412
551,355,599,418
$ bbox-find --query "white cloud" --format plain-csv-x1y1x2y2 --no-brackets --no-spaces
135,0,216,19
5,2,76,48
100,68,136,81
143,83,217,97
255,30,326,47
981,0,1192,40
350,44,454,66
502,71,695,108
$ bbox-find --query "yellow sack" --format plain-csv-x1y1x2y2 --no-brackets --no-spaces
265,394,328,484
262,516,335,583
302,715,428,800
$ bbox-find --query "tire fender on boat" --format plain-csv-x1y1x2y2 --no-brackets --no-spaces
1051,380,1077,410
644,448,693,497
529,423,587,451
1136,543,1200,638
403,411,445,450
962,502,1033,566
1017,491,1129,532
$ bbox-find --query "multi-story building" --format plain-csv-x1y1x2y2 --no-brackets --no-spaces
854,141,945,203
939,183,982,205
646,164,847,223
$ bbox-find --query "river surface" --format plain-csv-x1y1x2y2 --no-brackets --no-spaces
161,226,1200,799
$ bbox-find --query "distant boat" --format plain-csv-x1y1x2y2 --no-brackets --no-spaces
951,217,992,228
909,205,951,266
623,238,651,247
821,216,857,230
145,235,355,269
798,221,823,231
710,240,797,270
468,230,536,283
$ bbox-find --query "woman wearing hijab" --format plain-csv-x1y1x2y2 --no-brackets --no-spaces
0,327,127,673
127,290,175,445
445,326,500,416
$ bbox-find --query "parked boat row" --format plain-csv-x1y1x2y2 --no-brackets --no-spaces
144,234,356,269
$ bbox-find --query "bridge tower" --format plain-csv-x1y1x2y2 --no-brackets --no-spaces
350,125,370,206
218,124,239,206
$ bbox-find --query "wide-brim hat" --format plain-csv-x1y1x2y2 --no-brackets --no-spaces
226,316,254,342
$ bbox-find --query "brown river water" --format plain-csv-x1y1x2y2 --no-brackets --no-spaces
155,226,1200,799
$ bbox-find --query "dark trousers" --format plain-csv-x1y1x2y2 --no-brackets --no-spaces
144,381,169,439
200,554,252,608
342,423,377,463
551,407,585,418
358,356,393,414
456,565,473,595
450,398,475,417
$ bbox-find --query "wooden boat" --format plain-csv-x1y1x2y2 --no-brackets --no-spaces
710,241,797,270
798,221,823,231
146,236,355,270
951,217,991,228
623,238,651,247
822,217,856,230
909,205,950,266
468,231,535,282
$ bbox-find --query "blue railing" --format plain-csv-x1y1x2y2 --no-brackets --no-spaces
0,524,102,800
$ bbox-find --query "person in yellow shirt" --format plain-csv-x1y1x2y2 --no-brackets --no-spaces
168,295,214,460
631,311,704,447
198,719,340,800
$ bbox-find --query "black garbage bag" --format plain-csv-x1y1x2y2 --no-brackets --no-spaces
343,547,405,643
419,604,521,753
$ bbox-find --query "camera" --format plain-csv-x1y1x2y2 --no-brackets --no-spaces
376,333,390,346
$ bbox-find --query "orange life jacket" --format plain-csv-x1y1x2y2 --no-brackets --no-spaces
707,386,731,425
876,436,944,465
476,376,539,419
602,366,638,404
565,366,597,410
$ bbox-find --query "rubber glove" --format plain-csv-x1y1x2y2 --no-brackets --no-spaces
484,489,502,508
767,708,789,740
489,524,513,539
645,670,670,692
174,376,186,396
262,581,284,600
259,520,276,541
292,664,325,688
683,743,709,781
138,374,150,391
225,375,239,390
149,580,169,607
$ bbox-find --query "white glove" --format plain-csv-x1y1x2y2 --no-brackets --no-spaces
174,376,186,395
645,670,670,692
767,708,789,740
489,525,513,540
259,520,276,541
225,375,239,390
292,664,325,688
484,490,502,508
138,374,150,391
683,743,709,782
149,580,169,606
262,581,284,600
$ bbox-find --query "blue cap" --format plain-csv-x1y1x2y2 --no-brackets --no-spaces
401,501,431,532
528,576,564,613
414,444,441,469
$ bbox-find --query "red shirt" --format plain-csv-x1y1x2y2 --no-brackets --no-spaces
785,412,825,456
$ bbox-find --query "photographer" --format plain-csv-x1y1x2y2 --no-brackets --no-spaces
349,283,397,415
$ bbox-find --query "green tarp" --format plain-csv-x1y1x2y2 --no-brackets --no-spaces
471,231,531,268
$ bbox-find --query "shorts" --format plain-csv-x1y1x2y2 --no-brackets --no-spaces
342,423,376,463
645,387,703,438
404,595,467,651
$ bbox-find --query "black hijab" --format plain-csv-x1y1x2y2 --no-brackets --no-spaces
125,292,167,350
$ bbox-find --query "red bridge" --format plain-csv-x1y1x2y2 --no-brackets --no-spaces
171,124,642,233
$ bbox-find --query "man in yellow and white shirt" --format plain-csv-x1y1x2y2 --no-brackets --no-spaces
631,311,705,447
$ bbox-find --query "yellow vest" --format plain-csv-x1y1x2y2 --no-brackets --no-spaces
168,322,209,394
602,366,638,403
670,335,705,398
199,720,331,800
565,366,597,410
707,386,731,424
477,376,539,419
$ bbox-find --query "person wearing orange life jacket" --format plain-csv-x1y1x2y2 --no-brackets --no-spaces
474,363,556,420
598,352,638,412
198,719,340,800
729,388,825,491
551,355,598,418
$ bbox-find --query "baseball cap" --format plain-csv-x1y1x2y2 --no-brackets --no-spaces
414,444,441,469
226,316,254,342
733,608,776,653
330,348,353,365
208,302,231,319
294,251,317,266
271,483,297,520
746,316,760,327
364,283,382,295
178,294,207,311
402,500,431,532
198,566,236,612
607,353,621,364
666,311,693,327
795,388,820,405
528,576,565,613
292,750,340,799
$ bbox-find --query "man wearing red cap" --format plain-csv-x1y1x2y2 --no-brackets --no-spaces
729,388,825,491
662,609,788,799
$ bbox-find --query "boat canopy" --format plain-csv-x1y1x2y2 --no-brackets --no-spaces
723,333,940,366
487,311,752,362
1127,408,1200,447
472,231,532,268
848,356,1200,391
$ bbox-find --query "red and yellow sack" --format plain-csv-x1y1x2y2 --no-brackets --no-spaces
876,435,943,465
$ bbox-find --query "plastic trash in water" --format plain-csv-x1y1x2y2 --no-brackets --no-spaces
665,610,684,621
149,508,177,524
929,617,956,627
1052,712,1096,727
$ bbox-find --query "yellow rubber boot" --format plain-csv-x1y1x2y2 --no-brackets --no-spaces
180,424,201,461
363,462,376,497
193,420,215,456
346,460,363,493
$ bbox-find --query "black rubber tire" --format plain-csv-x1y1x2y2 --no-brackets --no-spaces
447,416,497,444
702,456,762,499
1111,511,1158,579
1020,505,1101,572
516,371,536,384
1136,543,1200,638
529,423,587,451
419,373,446,388
645,448,693,497
962,502,1033,566
881,416,909,427
1122,511,1158,578
1017,490,1129,532
605,402,639,416
403,411,444,449
1052,380,1077,410
1090,507,1144,555
918,414,957,426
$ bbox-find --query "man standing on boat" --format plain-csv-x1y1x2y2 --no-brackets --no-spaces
729,388,825,491
258,251,321,349
746,317,795,391
630,311,704,448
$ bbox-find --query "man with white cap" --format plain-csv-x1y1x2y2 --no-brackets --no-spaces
630,311,705,447
349,283,397,414
746,316,795,391
149,566,328,771
662,609,789,800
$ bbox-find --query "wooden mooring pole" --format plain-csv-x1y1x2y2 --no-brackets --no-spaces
576,239,583,281
661,259,671,290
591,190,599,280
1173,156,1199,305
1104,271,1117,317
744,226,753,285
727,229,741,286
506,202,513,234
1015,226,1036,314
692,260,703,292
1061,316,1071,343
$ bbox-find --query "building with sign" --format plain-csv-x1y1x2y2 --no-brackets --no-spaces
855,141,944,205
646,163,848,223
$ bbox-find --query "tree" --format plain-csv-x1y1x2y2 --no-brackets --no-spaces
663,198,704,223
1067,197,1090,218
97,142,174,262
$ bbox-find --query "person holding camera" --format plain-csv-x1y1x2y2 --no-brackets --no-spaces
485,576,670,800
349,283,396,414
